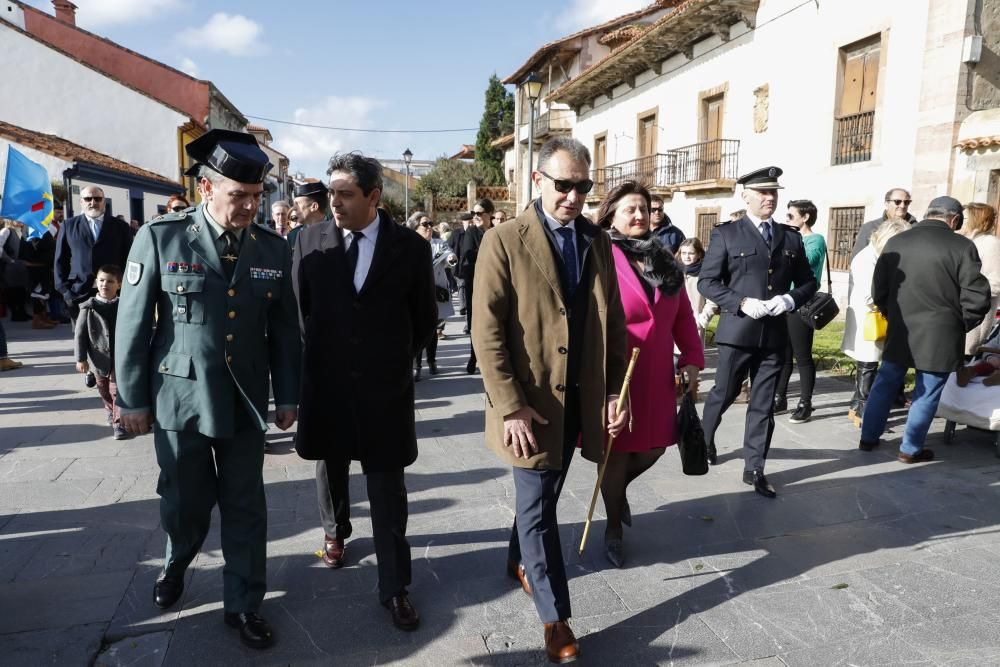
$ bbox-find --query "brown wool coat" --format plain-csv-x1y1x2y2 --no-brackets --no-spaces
472,205,627,470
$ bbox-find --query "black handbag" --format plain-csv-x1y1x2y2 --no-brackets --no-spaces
676,376,708,476
797,249,839,330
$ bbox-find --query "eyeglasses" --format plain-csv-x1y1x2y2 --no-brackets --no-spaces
82,196,104,202
539,171,594,194
418,222,433,228
473,210,487,216
888,199,912,206
650,206,663,213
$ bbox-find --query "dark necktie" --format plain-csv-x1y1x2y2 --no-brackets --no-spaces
220,231,239,281
556,227,578,296
345,232,360,282
760,221,772,246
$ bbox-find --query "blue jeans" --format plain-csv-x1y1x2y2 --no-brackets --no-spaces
860,359,948,455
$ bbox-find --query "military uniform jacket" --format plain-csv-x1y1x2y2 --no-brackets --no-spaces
292,211,437,471
698,216,817,349
115,207,301,438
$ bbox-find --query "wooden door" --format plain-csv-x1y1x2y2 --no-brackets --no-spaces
594,134,608,195
636,110,657,185
700,95,724,180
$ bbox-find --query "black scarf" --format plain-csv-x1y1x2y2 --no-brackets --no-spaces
608,229,683,296
683,261,702,277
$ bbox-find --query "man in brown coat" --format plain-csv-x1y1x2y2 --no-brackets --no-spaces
472,137,628,663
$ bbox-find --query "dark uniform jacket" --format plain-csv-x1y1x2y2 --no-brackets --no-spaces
873,218,991,373
54,213,133,303
115,207,301,438
698,216,817,349
292,211,437,471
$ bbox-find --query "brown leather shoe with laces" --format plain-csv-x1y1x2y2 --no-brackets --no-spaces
506,559,532,596
383,594,419,631
898,448,934,464
322,536,345,569
544,621,579,663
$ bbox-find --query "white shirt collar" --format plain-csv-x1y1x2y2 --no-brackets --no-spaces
542,208,576,234
85,212,105,224
345,210,381,244
745,211,772,227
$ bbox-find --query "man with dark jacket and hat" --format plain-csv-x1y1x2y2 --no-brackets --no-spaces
292,151,436,632
115,129,301,649
860,196,991,462
288,179,329,249
698,166,817,498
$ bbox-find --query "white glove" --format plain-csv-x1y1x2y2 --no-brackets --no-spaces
764,295,795,316
740,298,771,320
696,313,712,330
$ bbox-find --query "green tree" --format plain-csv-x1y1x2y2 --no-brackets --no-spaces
414,157,489,200
474,74,515,186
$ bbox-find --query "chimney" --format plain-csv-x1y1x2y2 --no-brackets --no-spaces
52,0,77,26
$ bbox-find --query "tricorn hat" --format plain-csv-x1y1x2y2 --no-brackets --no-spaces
184,129,272,184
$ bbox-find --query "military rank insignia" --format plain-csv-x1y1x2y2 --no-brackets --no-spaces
179,262,191,273
167,262,179,273
126,261,143,285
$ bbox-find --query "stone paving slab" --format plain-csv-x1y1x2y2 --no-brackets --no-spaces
3,314,1000,665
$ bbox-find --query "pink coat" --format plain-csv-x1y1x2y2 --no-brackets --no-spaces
611,244,705,452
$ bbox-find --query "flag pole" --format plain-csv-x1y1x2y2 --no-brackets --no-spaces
579,347,640,556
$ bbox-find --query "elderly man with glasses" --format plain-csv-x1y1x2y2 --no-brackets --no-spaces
851,187,917,260
54,185,133,325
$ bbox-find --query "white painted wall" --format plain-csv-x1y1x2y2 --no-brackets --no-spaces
0,21,186,181
572,0,934,245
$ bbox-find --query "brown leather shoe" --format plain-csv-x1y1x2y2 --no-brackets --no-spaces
544,621,579,663
382,594,419,631
506,559,532,596
322,536,345,569
898,448,934,464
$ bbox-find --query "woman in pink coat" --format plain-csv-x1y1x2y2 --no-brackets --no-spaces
595,181,704,568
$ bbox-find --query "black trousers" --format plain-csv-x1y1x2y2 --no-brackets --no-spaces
702,344,785,472
775,313,816,403
465,273,476,365
506,387,581,623
316,458,410,603
414,329,439,367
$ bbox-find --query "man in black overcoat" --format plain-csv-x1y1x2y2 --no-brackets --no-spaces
860,196,991,462
698,167,817,498
292,151,437,632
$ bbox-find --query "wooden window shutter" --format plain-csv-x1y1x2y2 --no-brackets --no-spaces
839,53,866,117
860,47,880,113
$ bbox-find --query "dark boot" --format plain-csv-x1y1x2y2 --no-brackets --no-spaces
850,363,878,427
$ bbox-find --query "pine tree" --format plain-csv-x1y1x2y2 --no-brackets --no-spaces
474,74,515,186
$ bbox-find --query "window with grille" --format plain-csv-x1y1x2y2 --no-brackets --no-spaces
696,211,718,248
833,35,880,165
828,206,866,270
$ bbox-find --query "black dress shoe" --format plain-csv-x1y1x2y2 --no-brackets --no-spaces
742,469,776,498
772,395,788,414
383,594,419,631
466,359,477,374
224,611,274,649
789,402,812,424
413,367,422,382
707,443,718,466
428,360,438,375
153,575,184,609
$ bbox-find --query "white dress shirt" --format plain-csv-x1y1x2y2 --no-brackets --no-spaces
85,213,105,241
542,210,579,277
343,211,380,292
745,211,774,241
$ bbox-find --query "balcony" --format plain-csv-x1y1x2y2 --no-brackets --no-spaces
532,108,574,140
591,139,740,200
833,111,874,165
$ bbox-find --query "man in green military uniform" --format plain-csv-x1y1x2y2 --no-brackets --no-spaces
287,179,328,249
116,129,301,650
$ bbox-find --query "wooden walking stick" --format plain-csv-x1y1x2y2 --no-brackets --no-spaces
579,347,640,556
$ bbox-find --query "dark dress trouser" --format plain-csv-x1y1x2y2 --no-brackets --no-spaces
316,458,410,603
701,343,785,472
506,386,581,623
153,421,267,614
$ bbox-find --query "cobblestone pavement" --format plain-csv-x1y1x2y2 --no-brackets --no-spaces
2,311,1000,666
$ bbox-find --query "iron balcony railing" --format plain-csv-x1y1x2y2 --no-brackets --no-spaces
592,139,740,196
833,111,875,165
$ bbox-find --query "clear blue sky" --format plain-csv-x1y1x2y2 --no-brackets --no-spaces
21,0,650,179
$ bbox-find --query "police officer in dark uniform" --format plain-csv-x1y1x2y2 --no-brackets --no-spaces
287,180,328,250
115,130,301,649
698,167,816,498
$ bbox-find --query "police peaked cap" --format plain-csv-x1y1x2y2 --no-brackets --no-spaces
737,166,784,190
294,181,328,198
184,129,272,184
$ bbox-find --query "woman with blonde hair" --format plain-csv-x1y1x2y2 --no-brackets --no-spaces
959,202,1000,354
841,218,910,426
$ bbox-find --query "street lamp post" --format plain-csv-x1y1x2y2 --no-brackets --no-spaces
403,148,413,221
521,72,543,203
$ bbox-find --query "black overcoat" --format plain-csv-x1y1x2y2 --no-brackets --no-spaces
292,210,437,470
873,218,991,373
698,216,817,348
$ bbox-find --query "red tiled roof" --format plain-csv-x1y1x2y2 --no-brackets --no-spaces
0,121,180,187
450,144,475,160
502,1,673,85
490,133,515,149
957,136,1000,150
246,123,268,133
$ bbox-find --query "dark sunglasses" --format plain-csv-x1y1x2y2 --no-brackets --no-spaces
539,170,594,194
888,199,912,206
82,196,104,202
170,205,187,212
650,206,663,213
418,222,434,228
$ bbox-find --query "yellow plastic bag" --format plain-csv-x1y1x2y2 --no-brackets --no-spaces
863,310,888,341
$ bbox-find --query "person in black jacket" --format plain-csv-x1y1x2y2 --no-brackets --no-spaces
698,167,816,498
860,196,991,463
460,198,494,373
449,212,471,321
